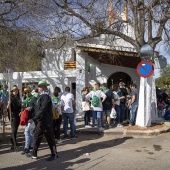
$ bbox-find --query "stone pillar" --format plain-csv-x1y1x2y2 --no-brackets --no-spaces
75,50,88,115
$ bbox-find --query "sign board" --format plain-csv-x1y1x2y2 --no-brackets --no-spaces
136,60,154,78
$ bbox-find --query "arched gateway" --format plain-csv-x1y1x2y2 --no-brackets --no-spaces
107,72,132,88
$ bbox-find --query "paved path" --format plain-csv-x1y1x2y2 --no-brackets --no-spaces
1,130,170,170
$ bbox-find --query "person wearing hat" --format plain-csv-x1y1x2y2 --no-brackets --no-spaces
8,86,21,149
29,80,58,161
21,87,38,157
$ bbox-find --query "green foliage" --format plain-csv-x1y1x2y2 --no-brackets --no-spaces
0,28,41,72
156,64,170,94
160,64,170,76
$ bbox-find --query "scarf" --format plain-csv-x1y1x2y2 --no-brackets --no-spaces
26,94,33,107
103,87,109,94
40,90,50,96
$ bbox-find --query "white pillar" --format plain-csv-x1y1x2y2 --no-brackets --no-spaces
136,75,157,127
136,77,146,126
75,50,88,115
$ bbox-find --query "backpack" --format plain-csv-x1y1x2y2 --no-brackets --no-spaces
91,92,100,107
20,109,29,126
52,107,60,120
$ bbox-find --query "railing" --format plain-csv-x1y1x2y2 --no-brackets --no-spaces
64,61,76,70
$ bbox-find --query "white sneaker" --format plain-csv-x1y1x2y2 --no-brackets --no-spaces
117,124,123,127
57,139,62,144
98,127,104,131
85,125,91,128
32,155,37,159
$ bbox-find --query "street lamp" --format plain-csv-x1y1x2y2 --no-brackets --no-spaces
140,44,154,61
136,44,155,127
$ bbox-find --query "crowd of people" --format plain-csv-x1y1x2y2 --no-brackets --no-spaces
0,80,76,161
2,80,170,161
156,87,170,120
81,82,139,130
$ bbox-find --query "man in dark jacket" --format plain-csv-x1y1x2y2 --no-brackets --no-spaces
101,83,114,128
29,80,58,161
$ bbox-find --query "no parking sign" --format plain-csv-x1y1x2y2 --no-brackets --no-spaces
136,60,154,78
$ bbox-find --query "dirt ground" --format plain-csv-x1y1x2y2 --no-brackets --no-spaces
123,124,167,130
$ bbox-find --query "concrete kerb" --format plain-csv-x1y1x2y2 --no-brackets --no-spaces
1,119,170,137
79,125,170,137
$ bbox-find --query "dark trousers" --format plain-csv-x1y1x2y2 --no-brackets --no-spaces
84,110,91,125
32,123,57,157
10,115,20,145
120,103,126,122
53,115,62,140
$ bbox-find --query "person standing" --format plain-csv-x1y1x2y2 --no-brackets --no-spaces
128,83,139,126
29,80,58,161
61,87,76,138
52,91,62,144
101,83,114,128
81,87,91,127
86,83,107,131
7,86,21,149
21,87,38,157
119,82,128,122
0,85,9,123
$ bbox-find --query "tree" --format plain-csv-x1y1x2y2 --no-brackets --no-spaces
160,64,170,76
0,0,170,69
1,1,170,50
156,64,170,93
0,28,41,72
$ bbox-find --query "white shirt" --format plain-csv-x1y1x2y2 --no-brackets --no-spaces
86,90,106,111
61,92,74,113
113,91,120,105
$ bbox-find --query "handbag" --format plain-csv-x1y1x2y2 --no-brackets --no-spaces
110,107,117,119
82,101,90,111
20,109,29,126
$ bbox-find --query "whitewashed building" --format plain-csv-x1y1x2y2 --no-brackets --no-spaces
0,34,142,115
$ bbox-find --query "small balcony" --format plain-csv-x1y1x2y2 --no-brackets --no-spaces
64,61,76,70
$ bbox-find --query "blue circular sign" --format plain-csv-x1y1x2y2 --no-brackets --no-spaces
137,60,154,78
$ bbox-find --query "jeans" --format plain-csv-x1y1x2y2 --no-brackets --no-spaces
24,124,34,149
63,113,75,137
129,104,138,125
92,111,101,128
120,103,126,122
115,105,120,124
84,111,91,126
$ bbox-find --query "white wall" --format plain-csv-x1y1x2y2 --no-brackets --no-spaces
86,56,140,88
